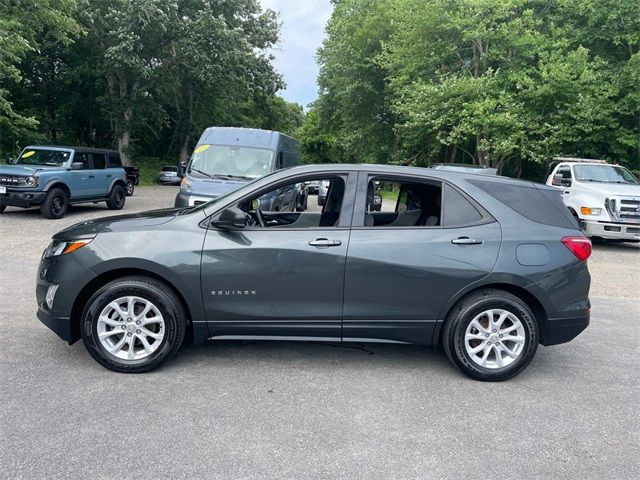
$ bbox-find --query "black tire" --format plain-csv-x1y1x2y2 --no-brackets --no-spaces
0,204,5,213
442,288,539,381
40,187,68,219
106,184,126,210
126,179,135,196
81,276,187,373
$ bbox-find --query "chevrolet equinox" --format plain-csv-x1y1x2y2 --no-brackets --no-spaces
36,164,591,381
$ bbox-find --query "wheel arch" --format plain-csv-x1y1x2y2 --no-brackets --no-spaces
109,178,127,192
69,267,207,345
43,181,70,197
436,282,549,345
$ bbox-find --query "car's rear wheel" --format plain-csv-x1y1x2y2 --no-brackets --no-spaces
81,276,187,373
0,204,5,213
106,184,126,210
442,289,538,381
126,179,135,196
40,187,68,219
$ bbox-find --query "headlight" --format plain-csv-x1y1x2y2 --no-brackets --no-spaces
180,176,191,192
580,207,602,216
43,237,94,258
25,176,38,187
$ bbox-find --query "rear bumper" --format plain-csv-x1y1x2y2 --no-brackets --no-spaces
583,220,640,241
541,312,590,346
0,189,47,207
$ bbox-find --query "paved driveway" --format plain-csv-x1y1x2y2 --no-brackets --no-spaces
1,186,638,479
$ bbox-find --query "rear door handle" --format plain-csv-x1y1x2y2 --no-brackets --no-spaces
309,238,342,248
88,175,95,179
106,174,112,178
451,237,483,245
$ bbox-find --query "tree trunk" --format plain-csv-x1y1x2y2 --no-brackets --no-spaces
118,105,133,166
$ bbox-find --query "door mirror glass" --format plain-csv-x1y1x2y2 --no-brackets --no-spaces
211,207,246,229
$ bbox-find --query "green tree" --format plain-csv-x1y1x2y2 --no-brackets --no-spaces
0,0,80,153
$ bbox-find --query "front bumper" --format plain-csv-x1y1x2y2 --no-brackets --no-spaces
174,191,216,207
36,253,96,344
0,188,47,207
583,220,640,241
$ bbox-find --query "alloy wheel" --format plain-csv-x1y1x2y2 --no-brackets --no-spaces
96,296,165,361
464,308,526,369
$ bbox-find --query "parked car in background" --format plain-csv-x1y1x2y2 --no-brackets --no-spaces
0,146,127,218
175,127,301,207
305,180,321,195
38,164,591,380
545,157,640,242
123,166,140,196
317,179,329,206
158,166,181,185
366,181,383,211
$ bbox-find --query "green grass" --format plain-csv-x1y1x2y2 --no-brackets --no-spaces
134,157,173,186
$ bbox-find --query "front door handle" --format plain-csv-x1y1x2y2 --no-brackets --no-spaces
309,238,342,248
106,174,112,178
88,175,95,179
451,237,483,245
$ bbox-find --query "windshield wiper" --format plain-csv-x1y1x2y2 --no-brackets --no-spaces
222,174,253,180
189,168,214,179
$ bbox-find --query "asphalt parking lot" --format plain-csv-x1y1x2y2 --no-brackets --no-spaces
1,186,638,479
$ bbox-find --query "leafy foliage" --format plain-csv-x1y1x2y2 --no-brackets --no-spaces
308,0,640,176
0,0,303,166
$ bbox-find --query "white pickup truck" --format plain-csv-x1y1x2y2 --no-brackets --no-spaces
545,158,640,242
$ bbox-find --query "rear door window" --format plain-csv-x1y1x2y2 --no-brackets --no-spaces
92,153,107,169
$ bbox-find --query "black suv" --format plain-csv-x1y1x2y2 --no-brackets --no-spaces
36,164,591,380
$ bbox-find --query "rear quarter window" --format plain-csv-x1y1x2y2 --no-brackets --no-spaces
108,153,122,167
468,179,578,229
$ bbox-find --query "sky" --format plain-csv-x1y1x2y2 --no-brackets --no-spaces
259,0,333,108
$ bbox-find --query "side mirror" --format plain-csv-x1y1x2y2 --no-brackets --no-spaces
177,164,186,178
70,162,84,170
5,156,17,165
210,207,246,229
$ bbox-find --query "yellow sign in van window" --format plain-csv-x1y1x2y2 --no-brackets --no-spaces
21,150,36,158
194,145,209,154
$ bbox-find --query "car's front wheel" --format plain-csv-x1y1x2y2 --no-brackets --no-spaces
40,187,68,219
0,204,5,213
442,289,538,381
106,184,126,210
81,276,187,373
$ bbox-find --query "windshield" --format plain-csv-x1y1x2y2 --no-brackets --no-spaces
17,148,71,166
188,144,274,180
574,165,639,185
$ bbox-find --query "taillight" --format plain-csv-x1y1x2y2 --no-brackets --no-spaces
561,236,592,262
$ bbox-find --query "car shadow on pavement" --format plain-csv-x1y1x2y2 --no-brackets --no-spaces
165,339,466,378
591,239,640,251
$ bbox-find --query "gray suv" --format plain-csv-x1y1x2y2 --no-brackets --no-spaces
36,164,591,381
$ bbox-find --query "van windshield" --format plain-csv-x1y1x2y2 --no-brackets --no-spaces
188,145,274,180
17,148,71,166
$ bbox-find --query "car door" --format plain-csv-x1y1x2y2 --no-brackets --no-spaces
90,152,111,196
342,174,501,344
550,164,573,199
67,151,95,198
200,172,357,340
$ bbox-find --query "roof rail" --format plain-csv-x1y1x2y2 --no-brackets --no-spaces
552,157,608,164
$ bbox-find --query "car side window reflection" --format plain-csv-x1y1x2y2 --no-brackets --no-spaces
240,177,346,228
